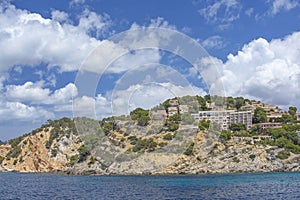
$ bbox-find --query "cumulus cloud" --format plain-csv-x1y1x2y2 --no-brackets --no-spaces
72,95,111,118
0,3,110,72
0,100,54,122
51,10,69,23
5,81,77,105
219,31,300,109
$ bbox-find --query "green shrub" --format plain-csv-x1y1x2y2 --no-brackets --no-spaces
88,156,96,167
51,149,58,157
78,145,90,162
220,130,231,142
130,108,150,126
276,150,290,160
163,133,174,140
132,138,158,152
69,155,79,166
183,142,194,156
249,154,256,160
6,146,22,159
232,156,240,163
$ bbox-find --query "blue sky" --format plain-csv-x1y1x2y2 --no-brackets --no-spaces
0,0,300,140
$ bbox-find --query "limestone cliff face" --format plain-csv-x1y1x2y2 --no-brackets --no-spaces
0,127,82,172
0,121,299,175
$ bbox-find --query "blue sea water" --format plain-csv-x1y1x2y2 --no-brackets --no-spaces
0,172,299,200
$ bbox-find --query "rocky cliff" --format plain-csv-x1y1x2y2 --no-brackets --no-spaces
0,117,299,175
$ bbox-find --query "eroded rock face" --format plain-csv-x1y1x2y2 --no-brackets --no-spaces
0,129,82,173
0,125,299,175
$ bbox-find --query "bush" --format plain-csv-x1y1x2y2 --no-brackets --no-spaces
232,156,240,163
6,146,22,159
220,130,231,142
163,133,174,140
198,120,210,131
229,123,246,132
132,138,158,152
276,150,290,160
51,149,58,157
69,155,79,166
166,120,179,131
78,145,90,162
128,136,138,145
130,108,150,126
183,142,194,156
249,154,256,160
88,156,96,167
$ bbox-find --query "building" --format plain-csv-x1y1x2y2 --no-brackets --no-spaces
267,111,283,120
168,106,178,117
169,99,179,106
229,111,252,130
151,110,168,120
179,105,189,114
192,110,252,130
297,113,300,121
259,123,282,132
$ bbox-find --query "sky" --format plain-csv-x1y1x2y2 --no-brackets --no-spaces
0,0,300,140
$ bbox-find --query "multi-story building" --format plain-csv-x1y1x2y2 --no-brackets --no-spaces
229,111,252,130
168,106,178,117
192,110,252,130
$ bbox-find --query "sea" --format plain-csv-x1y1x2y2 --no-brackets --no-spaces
0,172,299,199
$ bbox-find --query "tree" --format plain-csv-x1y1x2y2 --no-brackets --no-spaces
220,130,231,141
204,94,211,103
229,123,246,132
234,97,245,110
253,107,267,123
281,114,294,123
198,120,210,130
250,124,260,135
130,108,150,126
181,113,195,125
288,106,297,116
196,96,207,111
226,96,235,109
213,95,225,107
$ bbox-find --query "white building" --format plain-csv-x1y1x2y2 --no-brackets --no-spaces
192,110,252,130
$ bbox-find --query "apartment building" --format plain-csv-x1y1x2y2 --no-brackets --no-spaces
192,110,252,130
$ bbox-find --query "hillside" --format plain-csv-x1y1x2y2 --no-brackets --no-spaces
0,95,299,175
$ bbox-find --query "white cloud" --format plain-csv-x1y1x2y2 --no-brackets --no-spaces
198,0,242,28
5,81,77,105
0,100,54,122
219,31,300,109
202,35,227,49
80,17,176,74
271,0,298,15
6,81,50,103
51,10,69,23
0,3,110,72
72,95,111,118
78,8,110,38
